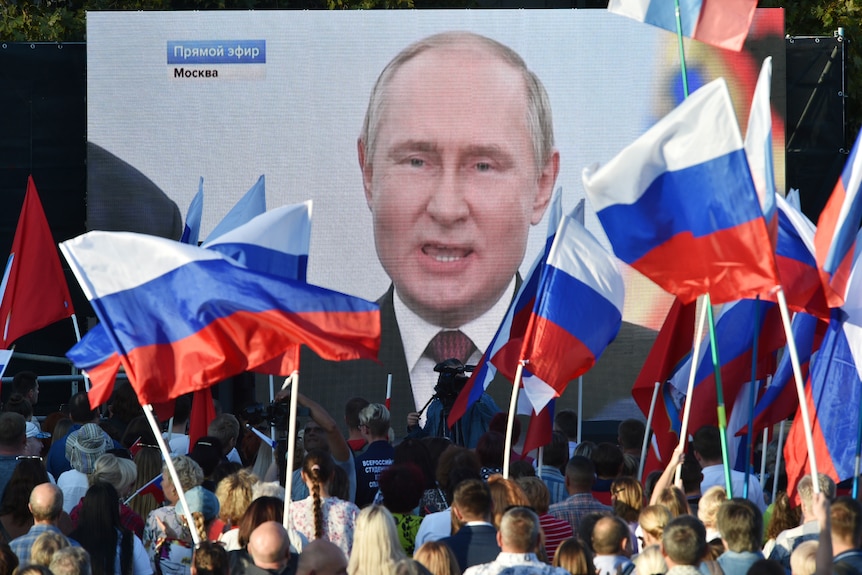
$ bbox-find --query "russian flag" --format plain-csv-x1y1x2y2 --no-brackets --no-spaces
447,191,564,427
815,132,862,309
607,0,757,51
744,58,777,237
519,211,624,403
743,311,824,436
180,178,204,246
771,194,829,319
67,326,122,409
59,231,379,405
583,78,779,306
784,309,860,499
631,297,696,466
667,298,784,435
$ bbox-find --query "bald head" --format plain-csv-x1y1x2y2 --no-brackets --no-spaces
297,539,347,575
248,521,290,571
30,483,63,523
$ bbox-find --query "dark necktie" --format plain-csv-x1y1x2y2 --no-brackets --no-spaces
426,330,476,365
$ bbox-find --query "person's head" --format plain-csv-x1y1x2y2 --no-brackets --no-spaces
564,455,596,494
344,397,370,436
192,541,229,575
831,496,862,549
237,496,284,549
378,463,425,514
69,392,98,424
554,409,578,441
413,541,459,575
611,476,643,523
302,419,329,452
475,431,505,470
162,455,204,504
592,442,624,479
0,542,17,575
75,482,121,529
215,469,258,526
12,371,39,405
487,474,530,529
357,403,390,440
435,445,480,499
5,393,33,421
30,530,70,566
498,506,541,554
0,458,49,522
747,559,786,575
392,438,435,490
189,436,225,477
692,426,722,465
347,505,406,575
248,521,290,571
661,515,707,568
790,540,818,575
450,478,492,523
633,544,667,575
297,539,348,575
618,419,646,452
552,537,594,575
208,414,240,455
107,383,141,424
173,394,192,426
48,547,92,575
516,476,551,515
30,483,64,523
24,420,50,456
592,515,632,557
0,412,26,453
656,486,690,517
358,31,559,329
66,423,112,474
766,491,801,541
176,485,221,542
17,566,53,575
797,473,836,519
543,430,569,470
697,485,726,530
716,498,762,553
89,453,137,496
639,505,672,548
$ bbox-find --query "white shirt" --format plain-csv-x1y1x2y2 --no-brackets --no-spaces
163,433,189,455
57,469,90,514
394,278,516,425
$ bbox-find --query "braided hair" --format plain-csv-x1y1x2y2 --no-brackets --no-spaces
302,449,334,541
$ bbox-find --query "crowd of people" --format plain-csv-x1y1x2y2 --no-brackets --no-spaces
0,371,858,575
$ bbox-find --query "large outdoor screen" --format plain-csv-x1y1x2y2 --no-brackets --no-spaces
87,9,785,423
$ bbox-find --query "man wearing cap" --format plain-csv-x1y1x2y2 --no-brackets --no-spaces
56,423,112,514
0,412,26,499
24,421,51,458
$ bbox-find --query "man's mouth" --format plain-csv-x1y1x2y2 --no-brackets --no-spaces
422,245,472,263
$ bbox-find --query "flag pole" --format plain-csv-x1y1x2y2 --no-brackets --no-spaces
759,427,769,489
70,313,90,392
853,394,862,498
385,374,392,411
773,420,786,503
503,362,526,479
577,376,583,444
283,372,300,523
705,294,734,498
142,403,200,545
775,287,820,493
676,298,708,483
743,296,763,499
537,447,544,478
269,375,276,442
639,381,661,482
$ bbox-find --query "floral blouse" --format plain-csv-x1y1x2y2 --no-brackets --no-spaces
288,496,359,558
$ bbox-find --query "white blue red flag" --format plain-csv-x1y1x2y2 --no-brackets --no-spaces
180,178,204,245
518,210,624,406
205,175,266,242
814,132,862,308
60,232,379,405
744,57,778,231
583,78,779,305
607,0,757,51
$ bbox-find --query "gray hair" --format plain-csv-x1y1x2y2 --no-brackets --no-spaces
360,31,555,172
163,455,204,491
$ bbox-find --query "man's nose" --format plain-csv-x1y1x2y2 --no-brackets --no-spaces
426,167,470,224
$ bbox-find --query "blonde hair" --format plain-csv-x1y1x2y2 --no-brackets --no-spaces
89,454,137,495
413,541,460,575
215,469,258,525
487,474,530,529
164,455,204,491
347,505,406,575
639,505,672,545
656,486,690,517
30,530,70,566
697,486,727,529
552,537,594,575
611,476,643,522
790,540,818,575
633,544,668,575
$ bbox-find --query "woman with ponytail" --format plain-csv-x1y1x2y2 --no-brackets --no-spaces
288,449,359,557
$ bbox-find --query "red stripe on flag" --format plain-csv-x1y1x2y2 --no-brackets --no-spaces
522,316,595,394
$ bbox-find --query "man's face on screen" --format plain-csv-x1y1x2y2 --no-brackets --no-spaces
360,45,557,328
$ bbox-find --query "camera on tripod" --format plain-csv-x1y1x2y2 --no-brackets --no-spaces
430,359,474,412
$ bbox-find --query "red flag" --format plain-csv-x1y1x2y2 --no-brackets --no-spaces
188,388,216,449
521,400,554,457
0,176,75,348
631,298,695,472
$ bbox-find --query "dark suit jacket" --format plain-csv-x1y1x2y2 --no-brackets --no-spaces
299,284,656,438
439,524,500,572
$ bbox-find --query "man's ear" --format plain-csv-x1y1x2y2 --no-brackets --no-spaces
530,149,560,225
451,504,464,523
496,531,503,548
357,138,374,207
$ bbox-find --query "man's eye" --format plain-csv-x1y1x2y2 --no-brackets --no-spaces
409,158,424,167
476,162,492,172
